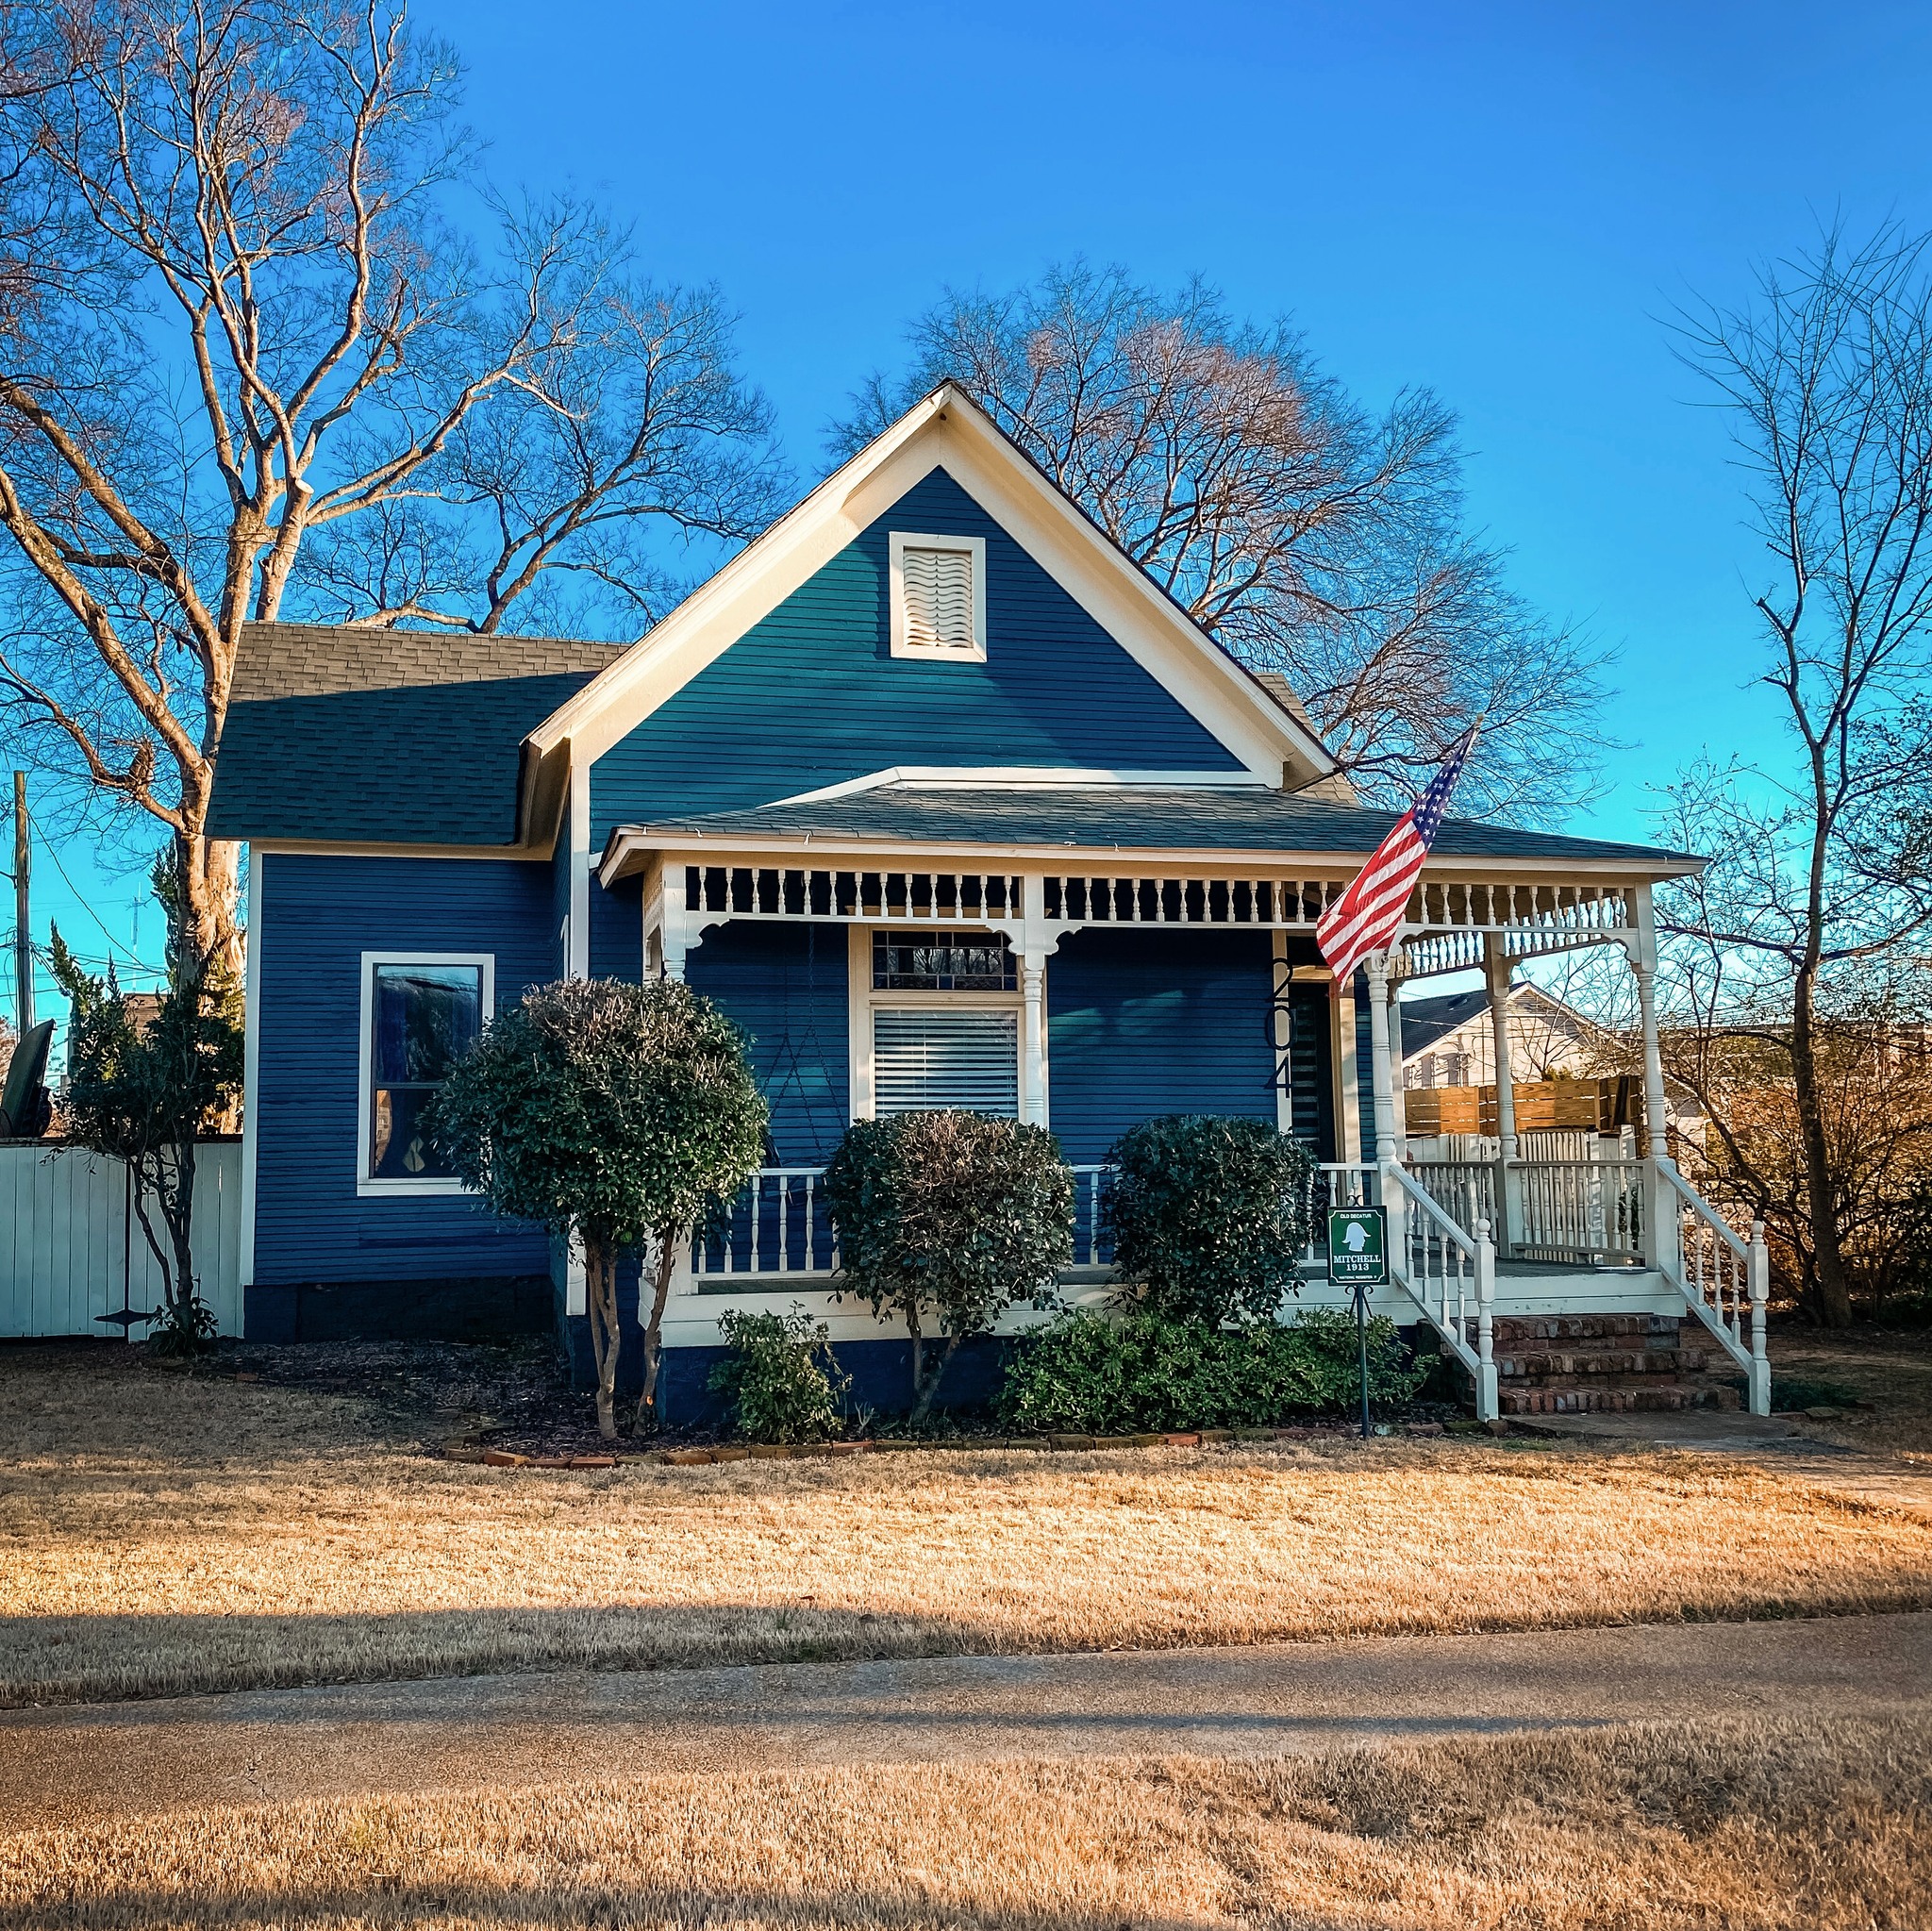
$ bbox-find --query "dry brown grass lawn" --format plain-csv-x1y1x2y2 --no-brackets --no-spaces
2,1715,1926,1928
8,1350,1932,1708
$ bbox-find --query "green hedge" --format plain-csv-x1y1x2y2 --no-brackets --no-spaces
994,1307,1428,1435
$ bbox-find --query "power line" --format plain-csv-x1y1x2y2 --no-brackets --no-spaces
21,808,164,974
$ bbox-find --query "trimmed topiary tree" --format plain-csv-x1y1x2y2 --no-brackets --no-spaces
1103,1115,1314,1326
431,977,768,1440
824,1109,1074,1425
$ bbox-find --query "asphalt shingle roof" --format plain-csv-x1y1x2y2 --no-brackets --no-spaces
206,624,623,845
618,784,1700,869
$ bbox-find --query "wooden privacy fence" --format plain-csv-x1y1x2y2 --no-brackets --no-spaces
1403,1076,1644,1138
0,1139,244,1340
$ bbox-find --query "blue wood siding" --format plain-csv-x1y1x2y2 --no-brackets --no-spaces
253,853,556,1285
590,874,642,981
1045,929,1282,1163
687,921,849,1164
588,469,1245,844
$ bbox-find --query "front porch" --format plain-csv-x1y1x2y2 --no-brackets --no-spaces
591,781,1767,1421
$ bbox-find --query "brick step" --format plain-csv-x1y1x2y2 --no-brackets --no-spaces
1492,1315,1680,1344
1496,1349,1713,1379
1501,1385,1742,1417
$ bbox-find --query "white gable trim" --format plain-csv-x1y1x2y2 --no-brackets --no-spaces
525,385,1337,789
772,765,1273,807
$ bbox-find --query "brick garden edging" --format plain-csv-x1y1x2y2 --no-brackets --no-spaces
441,1420,1463,1469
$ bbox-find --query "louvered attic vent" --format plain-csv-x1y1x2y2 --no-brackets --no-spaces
891,531,986,659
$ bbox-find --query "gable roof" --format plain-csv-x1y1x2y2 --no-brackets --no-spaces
597,780,1703,881
206,624,622,847
519,384,1346,842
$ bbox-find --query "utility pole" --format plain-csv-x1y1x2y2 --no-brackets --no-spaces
11,771,30,1034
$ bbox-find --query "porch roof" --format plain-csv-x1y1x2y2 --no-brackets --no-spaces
600,783,1701,875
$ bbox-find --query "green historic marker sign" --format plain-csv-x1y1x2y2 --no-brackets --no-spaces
1326,1206,1389,1286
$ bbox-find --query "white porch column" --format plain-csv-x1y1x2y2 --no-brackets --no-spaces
1365,956,1400,1166
1020,951,1049,1126
1632,886,1670,1161
1631,884,1680,1278
1484,936,1520,1254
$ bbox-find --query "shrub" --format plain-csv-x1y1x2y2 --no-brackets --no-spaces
995,1307,1425,1435
708,1307,850,1441
1103,1115,1315,1325
824,1109,1074,1424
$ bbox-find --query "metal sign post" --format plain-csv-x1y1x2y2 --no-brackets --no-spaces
1327,1207,1389,1440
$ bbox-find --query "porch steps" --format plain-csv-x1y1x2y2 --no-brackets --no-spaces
1491,1314,1740,1417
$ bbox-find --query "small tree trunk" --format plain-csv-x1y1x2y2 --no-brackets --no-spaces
904,1296,924,1418
162,1139,199,1326
636,1232,678,1433
585,1235,621,1440
908,1329,961,1431
1790,963,1854,1327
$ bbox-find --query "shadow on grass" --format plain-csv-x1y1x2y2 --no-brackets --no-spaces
0,1602,1032,1710
0,1879,1215,1931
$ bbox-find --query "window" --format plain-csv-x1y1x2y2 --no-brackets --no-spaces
890,530,986,659
873,929,1016,990
873,1008,1019,1116
358,955,492,1192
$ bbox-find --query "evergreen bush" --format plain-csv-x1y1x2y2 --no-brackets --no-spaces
1103,1115,1314,1325
708,1307,850,1441
995,1307,1425,1435
824,1108,1073,1423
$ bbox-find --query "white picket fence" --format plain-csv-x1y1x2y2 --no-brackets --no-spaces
0,1140,244,1339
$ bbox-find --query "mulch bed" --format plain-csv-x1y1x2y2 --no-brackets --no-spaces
15,1334,1473,1462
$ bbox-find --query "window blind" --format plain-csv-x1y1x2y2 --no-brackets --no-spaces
873,1007,1019,1116
900,544,976,650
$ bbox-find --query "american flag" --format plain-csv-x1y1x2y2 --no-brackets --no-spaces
1317,725,1479,987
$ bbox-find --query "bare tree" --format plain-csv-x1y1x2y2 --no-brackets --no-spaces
1665,224,1932,1324
840,262,1609,820
0,1,785,974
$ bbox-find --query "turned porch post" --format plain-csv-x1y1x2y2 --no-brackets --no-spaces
1364,956,1401,1166
1632,884,1680,1277
1484,935,1520,1255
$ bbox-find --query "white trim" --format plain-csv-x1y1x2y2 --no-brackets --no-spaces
845,923,1028,1122
771,765,1271,807
602,824,1700,887
356,951,496,1198
239,845,263,1290
889,530,987,660
523,385,1334,789
251,840,549,861
566,766,591,978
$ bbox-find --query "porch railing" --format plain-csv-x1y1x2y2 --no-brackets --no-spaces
1383,1162,1497,1420
1408,1155,1644,1267
690,1159,1382,1284
1514,1158,1645,1265
1657,1162,1771,1411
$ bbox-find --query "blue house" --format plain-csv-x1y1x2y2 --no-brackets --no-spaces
208,385,1772,1420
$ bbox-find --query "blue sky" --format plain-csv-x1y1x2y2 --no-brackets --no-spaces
17,0,1932,1023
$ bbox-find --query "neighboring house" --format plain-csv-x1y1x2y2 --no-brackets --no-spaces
1398,981,1706,1147
205,383,1710,1416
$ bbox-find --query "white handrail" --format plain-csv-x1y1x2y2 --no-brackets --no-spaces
1657,1162,1770,1413
1383,1161,1497,1421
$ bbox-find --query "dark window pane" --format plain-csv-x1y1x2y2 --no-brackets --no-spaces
871,929,1016,991
369,964,482,1180
373,966,481,1084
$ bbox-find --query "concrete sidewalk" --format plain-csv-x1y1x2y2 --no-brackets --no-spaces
4,1612,1927,1834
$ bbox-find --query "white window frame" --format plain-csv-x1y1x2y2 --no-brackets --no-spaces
847,924,1023,1119
357,950,495,1197
889,530,988,661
